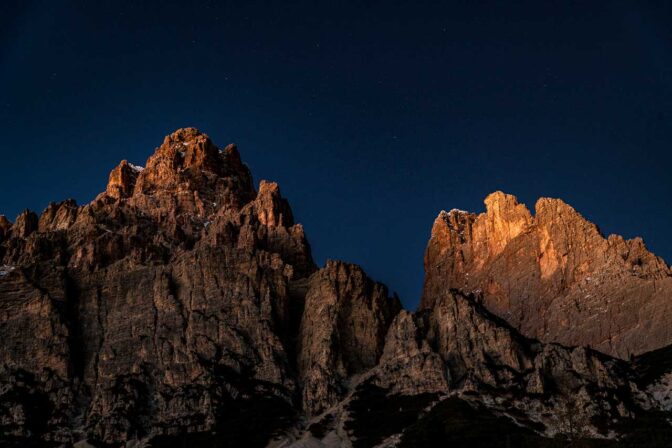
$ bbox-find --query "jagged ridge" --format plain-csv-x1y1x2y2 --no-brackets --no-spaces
422,191,672,359
1,129,672,447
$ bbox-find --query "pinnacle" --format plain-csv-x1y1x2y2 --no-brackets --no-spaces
484,191,521,210
534,196,574,215
157,127,213,154
167,127,209,142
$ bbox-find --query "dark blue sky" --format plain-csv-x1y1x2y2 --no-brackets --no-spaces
1,1,671,308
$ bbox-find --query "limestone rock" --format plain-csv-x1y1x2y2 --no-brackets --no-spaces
38,199,79,232
105,160,140,199
369,310,449,396
0,128,314,445
1,131,670,446
298,260,401,415
13,210,38,239
422,191,672,358
0,215,11,240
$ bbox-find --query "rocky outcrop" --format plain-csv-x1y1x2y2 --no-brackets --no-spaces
0,215,11,240
422,191,672,359
105,160,140,200
369,310,448,396
423,290,634,404
298,260,401,415
282,288,641,446
38,200,79,233
0,128,315,445
13,210,38,239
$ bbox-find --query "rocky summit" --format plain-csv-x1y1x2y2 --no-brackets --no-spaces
2,129,672,447
422,191,672,359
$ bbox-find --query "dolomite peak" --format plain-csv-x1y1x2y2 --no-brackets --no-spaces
422,191,672,359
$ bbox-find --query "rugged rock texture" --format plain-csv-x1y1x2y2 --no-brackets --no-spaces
1,130,671,447
14,210,38,239
0,215,11,240
281,288,643,447
298,260,401,416
369,310,448,396
1,128,317,446
422,191,672,359
422,290,635,418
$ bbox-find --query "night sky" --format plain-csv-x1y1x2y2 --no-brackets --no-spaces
2,1,671,309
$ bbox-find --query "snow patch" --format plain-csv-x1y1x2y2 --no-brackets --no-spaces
0,265,15,277
646,372,672,411
128,163,144,172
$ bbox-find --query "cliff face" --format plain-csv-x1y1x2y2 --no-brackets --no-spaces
1,130,671,447
422,191,672,359
0,128,319,444
298,260,401,416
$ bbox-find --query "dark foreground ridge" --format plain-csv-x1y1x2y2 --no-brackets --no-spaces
1,128,672,447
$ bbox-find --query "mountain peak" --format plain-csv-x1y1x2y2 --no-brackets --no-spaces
483,190,521,210
161,126,210,145
102,129,254,208
423,191,672,358
106,160,140,199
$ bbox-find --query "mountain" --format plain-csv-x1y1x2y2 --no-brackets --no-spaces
1,128,672,447
421,192,672,359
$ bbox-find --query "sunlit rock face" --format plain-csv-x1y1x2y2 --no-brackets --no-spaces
1,129,671,447
421,191,672,359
